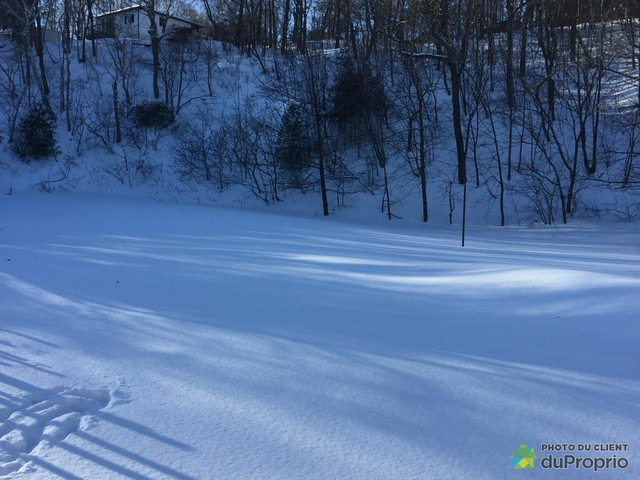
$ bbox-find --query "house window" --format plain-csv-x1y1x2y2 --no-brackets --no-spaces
105,18,115,35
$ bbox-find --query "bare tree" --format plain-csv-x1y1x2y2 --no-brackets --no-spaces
264,51,332,214
0,43,28,143
397,55,439,222
141,0,163,98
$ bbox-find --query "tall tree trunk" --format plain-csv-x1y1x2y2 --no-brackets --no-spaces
237,0,246,48
334,0,342,48
152,37,160,99
304,52,329,215
449,62,466,185
34,7,50,100
537,2,556,122
88,0,96,58
269,0,277,48
519,0,534,78
505,0,515,109
505,0,515,180
65,49,71,131
418,88,428,222
293,0,306,52
146,1,161,99
113,81,121,143
281,0,290,53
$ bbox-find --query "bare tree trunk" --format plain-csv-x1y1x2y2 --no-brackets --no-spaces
152,37,160,99
65,51,71,131
295,0,308,53
237,0,246,48
142,1,162,98
113,81,121,143
281,0,290,53
34,6,50,102
450,62,466,185
269,0,277,48
62,0,72,131
623,111,638,186
505,0,515,109
304,52,329,215
519,0,534,78
537,1,557,122
416,76,428,222
461,182,467,246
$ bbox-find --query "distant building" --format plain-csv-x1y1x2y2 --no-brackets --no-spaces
91,5,202,40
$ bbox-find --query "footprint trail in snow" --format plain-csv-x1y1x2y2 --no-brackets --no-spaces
0,387,111,476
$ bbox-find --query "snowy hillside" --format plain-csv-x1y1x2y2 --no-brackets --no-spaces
1,26,639,226
1,191,639,479
1,8,640,479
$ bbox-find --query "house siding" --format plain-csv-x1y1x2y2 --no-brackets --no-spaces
96,8,199,40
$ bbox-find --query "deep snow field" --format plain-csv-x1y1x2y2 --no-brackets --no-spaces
1,190,639,479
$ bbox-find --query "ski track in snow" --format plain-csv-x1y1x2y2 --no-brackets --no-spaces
0,387,111,476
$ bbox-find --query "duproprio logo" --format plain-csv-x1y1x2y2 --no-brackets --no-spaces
511,444,537,469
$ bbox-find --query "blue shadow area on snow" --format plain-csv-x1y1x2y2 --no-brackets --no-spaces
2,197,639,479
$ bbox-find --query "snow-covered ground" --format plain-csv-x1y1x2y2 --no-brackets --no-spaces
1,191,639,479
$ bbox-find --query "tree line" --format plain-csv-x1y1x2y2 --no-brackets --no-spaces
1,0,639,224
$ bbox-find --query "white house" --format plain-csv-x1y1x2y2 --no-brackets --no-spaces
93,5,202,40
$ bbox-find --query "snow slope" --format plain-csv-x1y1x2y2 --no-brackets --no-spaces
1,191,639,479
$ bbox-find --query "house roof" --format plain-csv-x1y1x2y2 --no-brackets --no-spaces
96,4,203,28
